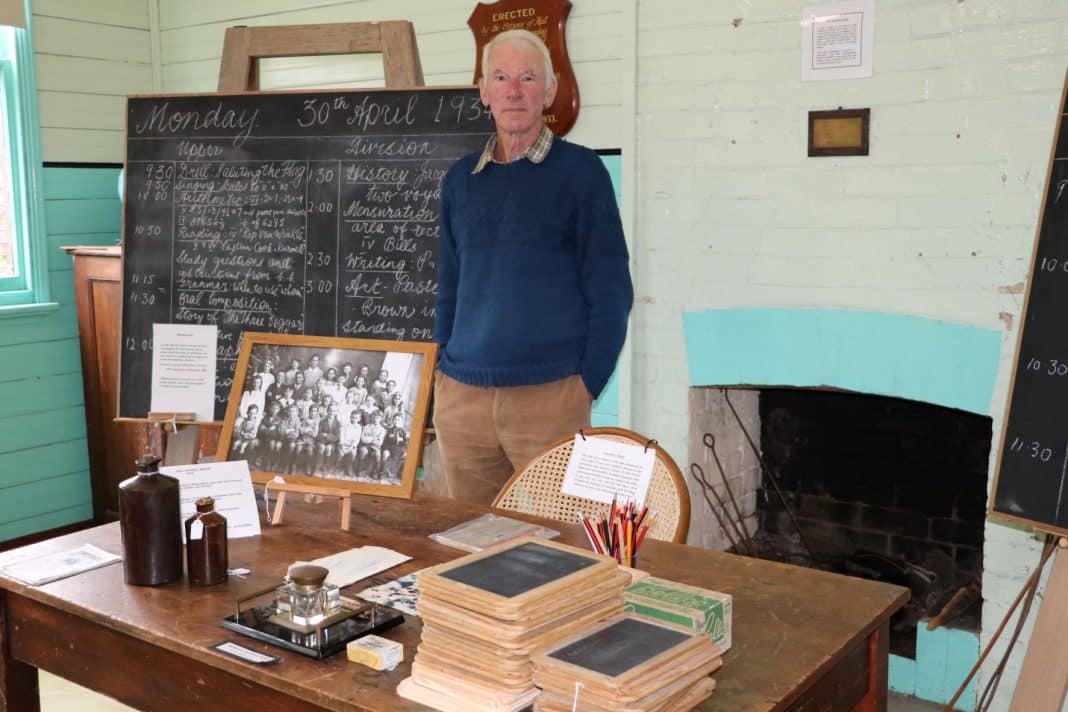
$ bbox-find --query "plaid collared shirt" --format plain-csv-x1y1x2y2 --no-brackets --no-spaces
471,124,554,174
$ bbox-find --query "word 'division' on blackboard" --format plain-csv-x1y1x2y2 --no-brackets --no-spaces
120,88,493,421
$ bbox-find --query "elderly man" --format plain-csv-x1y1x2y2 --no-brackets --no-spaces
433,29,633,504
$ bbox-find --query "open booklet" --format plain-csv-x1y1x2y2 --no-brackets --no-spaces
428,513,558,553
0,544,121,586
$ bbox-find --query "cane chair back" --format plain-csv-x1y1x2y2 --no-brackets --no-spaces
492,427,690,543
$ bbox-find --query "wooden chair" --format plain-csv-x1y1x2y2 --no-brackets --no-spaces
491,427,691,544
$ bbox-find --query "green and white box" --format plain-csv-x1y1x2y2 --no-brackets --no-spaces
623,576,732,653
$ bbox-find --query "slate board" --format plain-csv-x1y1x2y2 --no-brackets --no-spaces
992,72,1068,534
437,541,598,599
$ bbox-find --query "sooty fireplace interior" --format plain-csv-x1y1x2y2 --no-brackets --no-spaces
694,387,990,659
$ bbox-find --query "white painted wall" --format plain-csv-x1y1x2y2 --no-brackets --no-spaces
32,0,155,162
633,1,1066,708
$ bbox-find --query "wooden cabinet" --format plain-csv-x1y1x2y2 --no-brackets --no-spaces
66,247,146,521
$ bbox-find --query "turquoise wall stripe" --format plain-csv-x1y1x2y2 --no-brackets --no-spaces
888,654,916,695
915,624,951,702
942,628,978,710
43,166,124,199
0,504,93,541
0,337,82,381
591,153,623,426
0,165,120,541
0,371,84,418
0,439,90,489
44,196,122,234
682,308,1001,415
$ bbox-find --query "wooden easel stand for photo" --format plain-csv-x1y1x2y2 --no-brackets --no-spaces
266,481,352,532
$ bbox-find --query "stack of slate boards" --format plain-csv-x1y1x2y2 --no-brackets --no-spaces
397,537,627,712
531,613,722,711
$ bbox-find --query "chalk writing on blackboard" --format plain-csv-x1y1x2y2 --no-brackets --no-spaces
120,88,493,420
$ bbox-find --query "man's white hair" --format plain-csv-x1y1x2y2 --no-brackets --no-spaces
481,29,555,88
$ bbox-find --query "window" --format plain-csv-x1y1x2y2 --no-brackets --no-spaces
0,2,53,315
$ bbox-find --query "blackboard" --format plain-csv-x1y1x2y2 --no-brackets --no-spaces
120,87,493,420
438,541,597,598
547,617,690,677
993,72,1068,534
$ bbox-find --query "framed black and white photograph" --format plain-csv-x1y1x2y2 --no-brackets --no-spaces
216,332,436,499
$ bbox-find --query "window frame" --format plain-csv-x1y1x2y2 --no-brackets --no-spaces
0,6,55,317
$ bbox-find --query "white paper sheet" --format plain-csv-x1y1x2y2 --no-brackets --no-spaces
801,0,874,81
560,434,655,507
161,460,262,541
290,546,411,588
150,323,218,422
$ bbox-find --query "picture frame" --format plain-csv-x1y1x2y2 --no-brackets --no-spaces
216,332,437,499
808,108,870,157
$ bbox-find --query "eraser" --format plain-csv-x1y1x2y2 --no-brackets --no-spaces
347,634,403,671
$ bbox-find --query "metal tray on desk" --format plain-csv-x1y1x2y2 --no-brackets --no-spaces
221,600,404,659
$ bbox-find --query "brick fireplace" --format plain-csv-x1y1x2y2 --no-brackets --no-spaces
682,307,1003,708
691,386,989,660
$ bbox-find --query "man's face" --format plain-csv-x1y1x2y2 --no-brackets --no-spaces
479,41,557,143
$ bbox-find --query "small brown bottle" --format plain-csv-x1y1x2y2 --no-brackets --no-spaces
185,497,228,586
118,454,183,586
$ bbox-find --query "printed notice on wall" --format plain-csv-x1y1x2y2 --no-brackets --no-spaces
561,435,655,507
151,323,217,422
801,0,874,81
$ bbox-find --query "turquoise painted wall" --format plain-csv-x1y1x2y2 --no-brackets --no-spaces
591,152,622,427
0,166,120,541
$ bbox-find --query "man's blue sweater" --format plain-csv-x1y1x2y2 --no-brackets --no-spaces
434,139,633,398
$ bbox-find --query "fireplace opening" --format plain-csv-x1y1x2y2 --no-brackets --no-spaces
689,387,990,660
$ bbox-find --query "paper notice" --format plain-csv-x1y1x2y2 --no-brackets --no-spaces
161,460,262,541
801,0,874,81
560,435,655,507
151,323,217,422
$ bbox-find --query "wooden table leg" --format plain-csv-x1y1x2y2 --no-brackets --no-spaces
853,620,890,712
0,591,40,712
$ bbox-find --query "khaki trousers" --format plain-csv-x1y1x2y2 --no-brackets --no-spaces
432,372,592,505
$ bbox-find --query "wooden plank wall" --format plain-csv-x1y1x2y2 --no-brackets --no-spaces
0,167,121,540
33,0,154,163
157,0,623,150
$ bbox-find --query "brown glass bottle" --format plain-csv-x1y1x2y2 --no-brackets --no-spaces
118,454,183,586
185,497,228,586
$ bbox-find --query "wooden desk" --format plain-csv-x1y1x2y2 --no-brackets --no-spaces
0,493,907,711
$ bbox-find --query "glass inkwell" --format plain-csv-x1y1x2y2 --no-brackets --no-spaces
220,563,405,659
273,564,344,629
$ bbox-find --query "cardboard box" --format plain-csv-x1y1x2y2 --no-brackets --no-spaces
623,576,732,653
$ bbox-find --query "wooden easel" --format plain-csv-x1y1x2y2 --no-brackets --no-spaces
1011,537,1068,710
217,21,424,92
266,481,352,532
